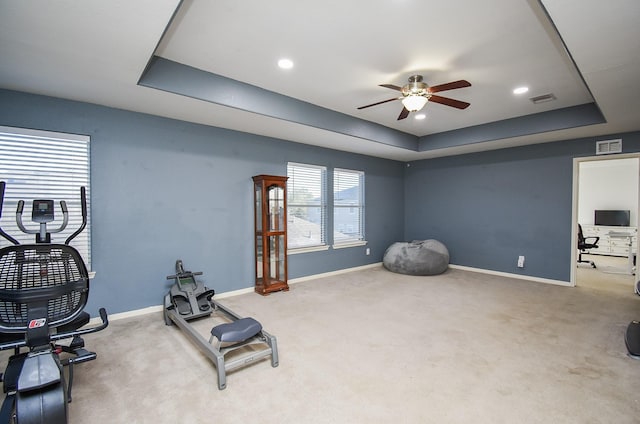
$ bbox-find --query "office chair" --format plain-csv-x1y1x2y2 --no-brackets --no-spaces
578,224,599,268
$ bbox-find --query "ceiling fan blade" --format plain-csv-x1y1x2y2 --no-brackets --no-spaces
357,97,399,110
380,84,402,91
429,95,470,109
397,107,410,120
428,80,471,93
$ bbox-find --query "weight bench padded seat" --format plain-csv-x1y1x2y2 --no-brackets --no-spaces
211,317,262,344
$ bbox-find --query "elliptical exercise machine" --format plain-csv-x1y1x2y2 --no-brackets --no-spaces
0,181,108,424
164,260,278,390
626,319,640,359
625,281,640,359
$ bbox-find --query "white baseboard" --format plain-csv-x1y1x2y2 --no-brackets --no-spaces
88,305,163,325
289,262,382,284
448,264,572,287
92,262,568,324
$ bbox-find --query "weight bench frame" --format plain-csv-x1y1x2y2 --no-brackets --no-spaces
164,297,278,390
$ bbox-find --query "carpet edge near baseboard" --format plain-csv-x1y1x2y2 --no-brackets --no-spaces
91,262,570,324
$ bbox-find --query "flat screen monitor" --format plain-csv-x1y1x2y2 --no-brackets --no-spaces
594,210,630,227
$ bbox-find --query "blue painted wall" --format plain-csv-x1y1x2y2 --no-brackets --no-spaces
405,132,640,282
2,88,639,314
0,89,405,315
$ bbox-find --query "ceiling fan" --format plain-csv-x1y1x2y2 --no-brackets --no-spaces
357,75,471,120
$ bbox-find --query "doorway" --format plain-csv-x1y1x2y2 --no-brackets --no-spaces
571,154,640,292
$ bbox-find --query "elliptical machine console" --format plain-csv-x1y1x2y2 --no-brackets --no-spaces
0,181,108,424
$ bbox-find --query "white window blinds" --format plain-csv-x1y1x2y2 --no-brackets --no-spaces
333,168,364,244
287,163,327,249
0,126,91,266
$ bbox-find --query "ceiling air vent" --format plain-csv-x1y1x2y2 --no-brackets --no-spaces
596,139,622,155
529,93,556,104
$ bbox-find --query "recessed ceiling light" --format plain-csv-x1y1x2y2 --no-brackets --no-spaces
513,86,529,95
415,113,427,120
278,58,294,69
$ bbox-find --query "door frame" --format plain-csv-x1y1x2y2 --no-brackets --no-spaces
570,152,640,287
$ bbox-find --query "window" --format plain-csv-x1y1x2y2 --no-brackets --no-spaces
0,126,91,267
333,168,364,245
287,163,327,250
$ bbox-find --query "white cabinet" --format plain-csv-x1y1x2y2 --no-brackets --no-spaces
581,225,637,256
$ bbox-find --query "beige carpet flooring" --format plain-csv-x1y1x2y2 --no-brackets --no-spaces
4,264,640,423
576,253,636,295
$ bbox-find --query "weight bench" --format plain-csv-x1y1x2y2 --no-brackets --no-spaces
165,300,278,390
164,261,278,390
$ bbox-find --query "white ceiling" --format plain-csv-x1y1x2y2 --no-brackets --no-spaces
0,0,639,161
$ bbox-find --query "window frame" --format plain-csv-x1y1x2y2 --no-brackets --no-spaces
286,162,328,253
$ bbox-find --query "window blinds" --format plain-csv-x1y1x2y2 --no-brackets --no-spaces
287,162,327,249
333,168,364,244
0,126,91,266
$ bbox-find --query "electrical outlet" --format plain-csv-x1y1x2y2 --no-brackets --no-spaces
366,248,370,255
517,256,525,268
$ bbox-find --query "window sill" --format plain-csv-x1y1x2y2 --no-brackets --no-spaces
332,240,368,249
288,245,330,255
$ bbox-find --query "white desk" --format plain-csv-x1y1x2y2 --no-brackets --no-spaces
580,225,637,256
607,231,636,275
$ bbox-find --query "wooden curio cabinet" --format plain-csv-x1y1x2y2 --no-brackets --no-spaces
252,175,289,295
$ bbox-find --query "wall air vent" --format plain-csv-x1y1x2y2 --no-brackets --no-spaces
529,93,556,104
596,139,623,155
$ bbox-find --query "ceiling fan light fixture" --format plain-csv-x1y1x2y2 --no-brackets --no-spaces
357,75,471,120
401,95,428,112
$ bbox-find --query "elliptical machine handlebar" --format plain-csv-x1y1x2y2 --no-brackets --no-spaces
0,181,19,245
0,308,109,352
16,199,69,236
0,181,86,246
65,186,87,245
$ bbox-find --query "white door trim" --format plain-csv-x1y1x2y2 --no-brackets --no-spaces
571,152,640,286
